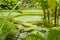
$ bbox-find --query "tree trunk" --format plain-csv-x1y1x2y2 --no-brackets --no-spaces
43,10,46,27
54,6,57,26
47,9,50,22
43,10,46,19
57,7,60,26
57,12,59,26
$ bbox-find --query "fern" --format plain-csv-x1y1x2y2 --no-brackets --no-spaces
47,27,60,40
20,31,46,40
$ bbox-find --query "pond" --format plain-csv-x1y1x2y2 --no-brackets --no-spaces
0,11,20,16
14,16,43,22
0,11,43,22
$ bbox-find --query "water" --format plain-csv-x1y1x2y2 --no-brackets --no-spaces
0,11,43,22
14,16,43,22
0,12,20,16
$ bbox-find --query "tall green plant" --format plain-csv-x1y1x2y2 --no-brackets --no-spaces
40,0,59,26
47,27,60,40
39,0,50,27
0,0,23,40
0,18,17,40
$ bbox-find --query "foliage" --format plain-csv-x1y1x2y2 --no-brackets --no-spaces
0,0,19,10
22,0,36,5
47,27,60,40
39,0,48,10
20,31,46,40
42,19,54,27
0,0,22,40
19,26,60,40
0,0,60,40
0,18,17,40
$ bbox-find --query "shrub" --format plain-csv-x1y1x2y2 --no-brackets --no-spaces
0,0,19,10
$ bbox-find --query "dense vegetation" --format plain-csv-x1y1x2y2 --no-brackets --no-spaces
0,0,60,40
0,0,41,10
0,0,19,10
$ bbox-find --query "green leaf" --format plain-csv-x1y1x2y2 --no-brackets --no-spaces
47,0,56,9
47,27,60,40
20,31,45,40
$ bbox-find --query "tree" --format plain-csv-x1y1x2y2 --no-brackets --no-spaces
39,0,50,27
39,0,60,26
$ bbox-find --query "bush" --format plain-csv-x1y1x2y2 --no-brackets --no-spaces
47,27,60,40
0,0,19,10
